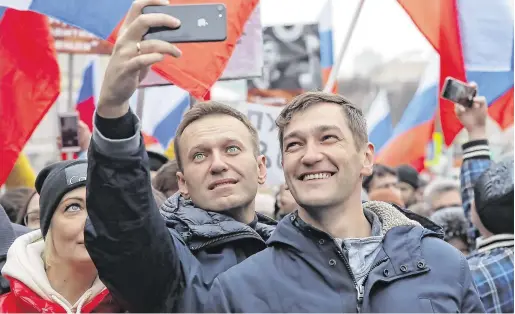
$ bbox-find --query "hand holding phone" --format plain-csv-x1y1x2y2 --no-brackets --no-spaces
441,77,477,107
142,4,227,43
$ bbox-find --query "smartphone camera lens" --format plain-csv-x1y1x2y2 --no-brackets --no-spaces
217,5,223,11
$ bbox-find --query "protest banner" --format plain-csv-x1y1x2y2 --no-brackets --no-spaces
246,102,284,185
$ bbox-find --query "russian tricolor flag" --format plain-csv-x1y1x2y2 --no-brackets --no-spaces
0,7,60,185
367,89,393,153
76,59,101,131
0,0,259,100
399,0,514,144
319,0,334,88
376,54,439,169
129,85,190,153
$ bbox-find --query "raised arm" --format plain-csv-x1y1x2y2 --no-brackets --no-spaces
83,1,187,311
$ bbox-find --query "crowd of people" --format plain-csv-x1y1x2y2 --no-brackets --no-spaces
0,0,513,312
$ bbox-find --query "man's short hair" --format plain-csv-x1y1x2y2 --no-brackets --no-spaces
152,159,180,196
275,92,368,153
173,101,260,171
362,164,397,192
423,178,460,206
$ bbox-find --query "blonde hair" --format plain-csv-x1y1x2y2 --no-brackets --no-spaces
41,228,56,270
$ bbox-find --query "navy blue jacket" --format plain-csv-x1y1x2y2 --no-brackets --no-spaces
205,205,485,313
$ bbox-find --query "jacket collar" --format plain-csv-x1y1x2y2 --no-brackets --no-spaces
1,230,110,313
267,201,442,276
160,193,277,249
476,234,514,253
6,277,114,313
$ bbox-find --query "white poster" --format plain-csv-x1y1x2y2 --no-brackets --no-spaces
221,5,264,80
246,102,285,186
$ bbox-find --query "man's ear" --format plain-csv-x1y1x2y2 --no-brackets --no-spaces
177,171,189,198
257,155,267,185
361,142,374,177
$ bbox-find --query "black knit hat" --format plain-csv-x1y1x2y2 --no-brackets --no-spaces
147,151,168,172
396,165,420,189
474,159,514,235
35,160,88,238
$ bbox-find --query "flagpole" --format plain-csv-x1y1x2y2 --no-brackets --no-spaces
323,0,366,93
67,53,75,110
136,87,145,119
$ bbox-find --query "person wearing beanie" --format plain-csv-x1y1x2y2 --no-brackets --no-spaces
455,88,513,313
395,165,419,207
0,160,123,313
467,159,514,314
430,207,470,255
147,150,168,177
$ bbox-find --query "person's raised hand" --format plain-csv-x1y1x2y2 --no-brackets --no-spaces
98,0,182,118
454,82,488,140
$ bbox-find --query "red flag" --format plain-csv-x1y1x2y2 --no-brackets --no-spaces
436,0,467,145
108,0,259,100
0,9,60,185
489,88,514,130
397,0,440,51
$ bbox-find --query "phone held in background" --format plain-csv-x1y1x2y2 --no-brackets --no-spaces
441,77,477,108
58,112,80,153
142,4,227,43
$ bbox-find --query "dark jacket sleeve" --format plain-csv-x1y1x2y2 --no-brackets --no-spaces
84,110,189,312
459,255,486,313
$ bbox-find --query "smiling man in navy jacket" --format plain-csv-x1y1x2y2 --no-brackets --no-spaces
204,92,485,313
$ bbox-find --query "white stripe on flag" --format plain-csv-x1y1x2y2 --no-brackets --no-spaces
0,0,32,10
318,0,332,31
367,89,390,133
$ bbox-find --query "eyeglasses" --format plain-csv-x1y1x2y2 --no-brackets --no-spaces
24,212,40,227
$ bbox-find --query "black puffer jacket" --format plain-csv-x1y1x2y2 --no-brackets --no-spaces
160,193,276,286
85,111,276,312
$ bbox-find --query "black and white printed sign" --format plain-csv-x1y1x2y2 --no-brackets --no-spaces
246,103,285,185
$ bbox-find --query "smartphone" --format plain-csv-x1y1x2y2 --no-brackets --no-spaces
58,112,80,153
441,77,477,107
142,4,227,43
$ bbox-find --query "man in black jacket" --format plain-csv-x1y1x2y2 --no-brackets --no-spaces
83,0,274,312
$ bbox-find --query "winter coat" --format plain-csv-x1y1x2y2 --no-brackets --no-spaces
204,202,486,313
0,230,121,313
85,115,276,312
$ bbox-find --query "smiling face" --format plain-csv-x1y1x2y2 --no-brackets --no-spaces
177,114,267,213
281,102,374,211
46,186,91,265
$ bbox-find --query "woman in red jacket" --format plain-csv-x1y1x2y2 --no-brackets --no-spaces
0,160,123,313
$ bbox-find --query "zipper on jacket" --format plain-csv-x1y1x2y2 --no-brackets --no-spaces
334,242,387,313
356,257,388,313
189,231,263,251
334,245,361,312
